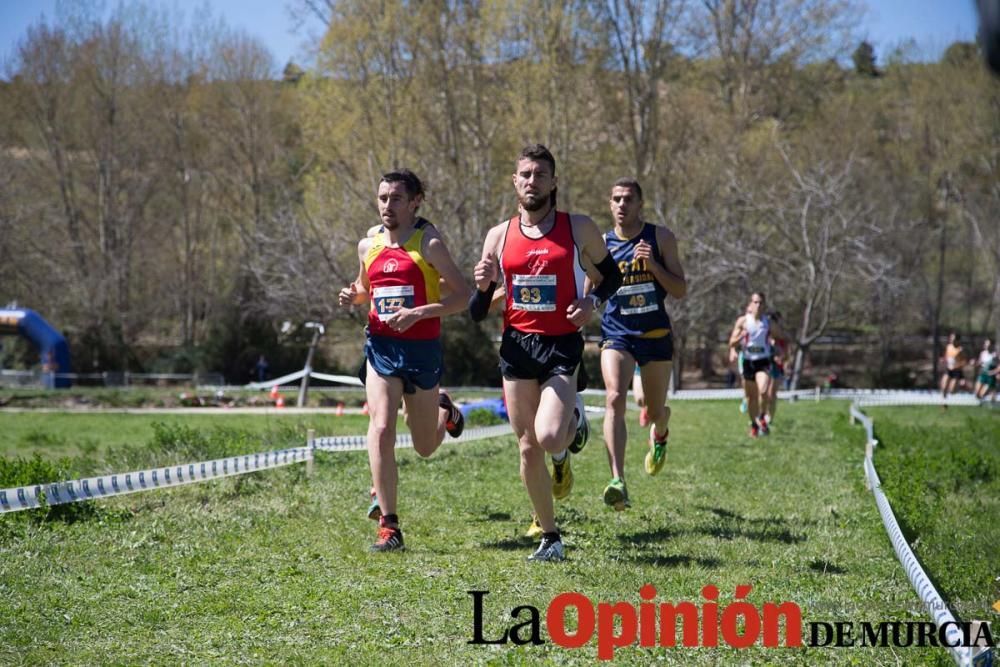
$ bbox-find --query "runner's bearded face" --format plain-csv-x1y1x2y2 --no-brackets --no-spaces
513,159,554,213
610,186,641,228
377,181,419,231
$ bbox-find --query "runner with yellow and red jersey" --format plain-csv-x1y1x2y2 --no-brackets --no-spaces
365,218,441,341
339,170,470,554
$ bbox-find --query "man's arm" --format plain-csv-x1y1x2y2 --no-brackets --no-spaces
652,226,687,299
382,235,472,333
728,317,746,349
567,214,622,327
769,318,789,345
469,224,506,321
423,235,473,317
339,238,372,307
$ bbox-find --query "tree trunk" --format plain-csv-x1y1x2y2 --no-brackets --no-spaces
791,345,808,390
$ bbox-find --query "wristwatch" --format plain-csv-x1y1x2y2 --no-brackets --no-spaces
588,293,602,309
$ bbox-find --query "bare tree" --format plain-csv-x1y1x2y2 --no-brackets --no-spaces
592,0,690,179
691,0,860,120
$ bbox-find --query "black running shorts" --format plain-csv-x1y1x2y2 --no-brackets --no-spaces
499,327,587,390
742,357,772,381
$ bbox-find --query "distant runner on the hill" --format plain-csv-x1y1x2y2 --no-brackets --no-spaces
940,332,967,404
728,293,787,438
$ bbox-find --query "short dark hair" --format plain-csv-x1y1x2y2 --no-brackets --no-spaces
516,144,557,207
380,169,425,200
752,292,766,304
612,178,643,200
516,144,556,175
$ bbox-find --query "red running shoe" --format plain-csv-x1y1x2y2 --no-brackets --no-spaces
370,524,405,552
439,391,465,438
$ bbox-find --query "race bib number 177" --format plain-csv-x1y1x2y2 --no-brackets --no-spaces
373,285,415,320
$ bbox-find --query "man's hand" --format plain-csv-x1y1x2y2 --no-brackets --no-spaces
633,239,653,262
566,296,595,328
385,307,421,333
339,282,360,307
474,252,499,291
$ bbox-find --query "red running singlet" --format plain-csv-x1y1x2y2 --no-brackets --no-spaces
500,211,586,336
365,224,441,340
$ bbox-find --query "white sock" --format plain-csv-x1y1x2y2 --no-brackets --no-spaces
552,449,568,462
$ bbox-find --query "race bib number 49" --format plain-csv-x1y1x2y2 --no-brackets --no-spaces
373,285,415,320
616,282,659,315
512,274,557,312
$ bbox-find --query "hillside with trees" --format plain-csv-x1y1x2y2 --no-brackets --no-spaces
1,0,998,388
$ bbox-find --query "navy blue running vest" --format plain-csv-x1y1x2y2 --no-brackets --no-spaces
601,223,672,338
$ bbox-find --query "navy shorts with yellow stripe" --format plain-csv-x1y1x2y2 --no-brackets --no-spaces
360,334,443,394
600,333,673,366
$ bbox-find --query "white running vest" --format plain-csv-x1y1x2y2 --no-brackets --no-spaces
743,314,772,361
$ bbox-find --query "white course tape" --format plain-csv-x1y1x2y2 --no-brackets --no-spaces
858,395,981,408
0,447,311,514
853,401,993,667
849,403,876,445
245,369,307,390
1,423,515,513
245,369,363,391
312,424,513,452
308,371,363,386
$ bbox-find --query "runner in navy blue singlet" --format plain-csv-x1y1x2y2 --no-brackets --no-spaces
593,178,686,510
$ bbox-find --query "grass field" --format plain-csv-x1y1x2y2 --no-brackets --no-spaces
1,400,997,665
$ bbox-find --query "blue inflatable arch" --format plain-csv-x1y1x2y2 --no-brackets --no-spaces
0,308,72,388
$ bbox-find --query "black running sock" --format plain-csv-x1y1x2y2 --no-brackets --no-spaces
383,513,399,528
542,531,561,542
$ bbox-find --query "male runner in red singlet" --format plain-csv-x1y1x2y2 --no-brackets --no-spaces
339,170,470,552
469,145,623,561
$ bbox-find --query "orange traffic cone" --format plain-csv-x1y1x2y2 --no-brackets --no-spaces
270,385,279,400
275,396,285,409
336,402,345,416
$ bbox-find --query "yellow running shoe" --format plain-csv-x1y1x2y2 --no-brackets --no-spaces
525,515,544,538
644,426,668,476
551,453,574,499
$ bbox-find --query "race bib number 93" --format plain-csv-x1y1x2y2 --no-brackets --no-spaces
512,274,557,312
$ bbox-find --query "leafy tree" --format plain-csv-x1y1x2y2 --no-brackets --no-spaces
852,40,878,76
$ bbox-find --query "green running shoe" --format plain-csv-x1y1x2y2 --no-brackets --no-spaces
603,477,631,511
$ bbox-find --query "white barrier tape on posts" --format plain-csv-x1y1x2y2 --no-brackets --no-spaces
0,447,312,514
865,457,972,666
850,403,876,445
855,403,976,667
245,369,307,390
312,424,513,452
858,395,981,408
308,371,363,386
